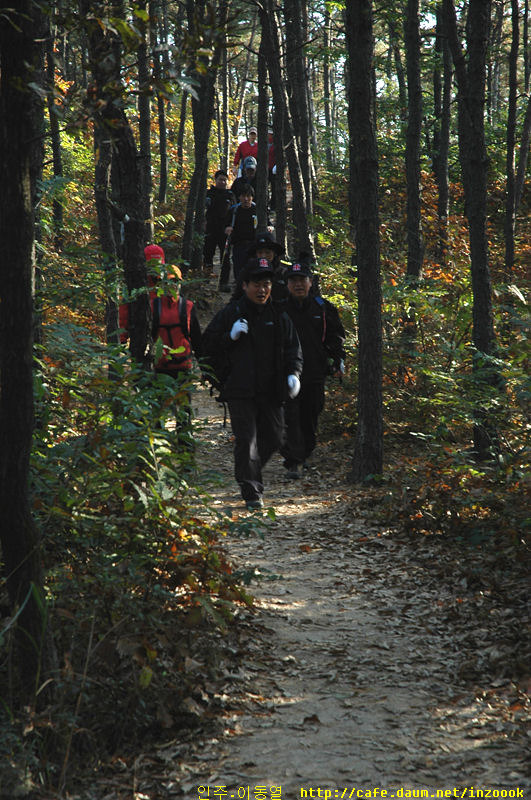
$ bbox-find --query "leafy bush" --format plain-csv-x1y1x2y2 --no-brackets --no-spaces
1,320,255,792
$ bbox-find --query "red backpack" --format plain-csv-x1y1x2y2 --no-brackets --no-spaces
151,295,193,371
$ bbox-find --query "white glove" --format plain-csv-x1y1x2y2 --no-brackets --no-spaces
287,374,300,398
338,359,345,375
230,318,248,341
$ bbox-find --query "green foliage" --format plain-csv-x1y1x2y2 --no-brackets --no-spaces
1,314,257,788
314,168,529,549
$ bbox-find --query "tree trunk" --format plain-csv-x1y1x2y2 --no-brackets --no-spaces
231,12,258,143
259,0,314,259
94,126,119,344
181,0,225,270
515,92,531,213
283,0,313,216
323,4,333,167
445,0,499,459
221,35,230,171
345,0,384,482
524,0,530,93
152,21,168,204
0,0,49,702
388,13,408,124
83,0,151,367
137,0,153,241
404,0,424,279
433,4,452,265
504,0,519,278
256,34,269,230
487,0,504,121
46,25,64,249
273,102,287,252
176,89,188,182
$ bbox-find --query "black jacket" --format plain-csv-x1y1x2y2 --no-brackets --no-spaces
202,295,303,403
230,174,257,198
225,203,258,245
281,294,345,383
205,186,235,229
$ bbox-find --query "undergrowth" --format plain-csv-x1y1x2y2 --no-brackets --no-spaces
317,166,529,555
0,317,260,797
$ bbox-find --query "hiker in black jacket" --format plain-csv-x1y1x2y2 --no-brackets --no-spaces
280,259,346,479
218,184,258,292
230,230,288,303
202,258,303,510
203,170,235,275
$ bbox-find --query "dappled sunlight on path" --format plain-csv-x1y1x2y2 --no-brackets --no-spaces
186,382,530,797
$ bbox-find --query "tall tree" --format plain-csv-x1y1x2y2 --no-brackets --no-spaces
432,3,452,264
515,92,531,212
0,0,49,700
258,0,315,258
487,0,505,121
230,12,258,144
83,0,151,366
152,0,170,203
138,0,154,241
524,0,530,93
176,89,188,181
256,34,270,230
386,9,408,123
444,0,499,459
345,0,384,481
323,2,334,167
181,0,226,271
504,0,519,278
46,19,64,249
404,0,424,279
283,0,314,216
153,31,169,203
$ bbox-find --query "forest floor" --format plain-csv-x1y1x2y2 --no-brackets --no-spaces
136,276,530,799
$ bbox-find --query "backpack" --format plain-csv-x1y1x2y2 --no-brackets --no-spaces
152,295,193,370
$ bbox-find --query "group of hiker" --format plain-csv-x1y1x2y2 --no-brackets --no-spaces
120,127,346,511
204,127,276,290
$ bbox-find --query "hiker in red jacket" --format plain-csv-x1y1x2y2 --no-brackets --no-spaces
120,244,201,376
232,127,258,176
119,245,202,434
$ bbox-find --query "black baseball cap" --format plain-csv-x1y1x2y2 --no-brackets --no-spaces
286,260,313,278
243,257,274,282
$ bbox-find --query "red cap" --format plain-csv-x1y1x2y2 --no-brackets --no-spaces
144,244,165,263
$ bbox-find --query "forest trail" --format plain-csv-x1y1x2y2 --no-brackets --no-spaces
169,278,530,799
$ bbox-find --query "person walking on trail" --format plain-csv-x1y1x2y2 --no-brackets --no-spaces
230,230,288,303
218,184,258,293
119,244,202,430
232,126,258,177
202,258,303,511
203,169,235,275
280,258,346,480
230,156,257,198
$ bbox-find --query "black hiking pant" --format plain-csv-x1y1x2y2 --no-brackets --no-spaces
227,396,284,501
281,380,325,467
218,240,253,288
203,225,227,269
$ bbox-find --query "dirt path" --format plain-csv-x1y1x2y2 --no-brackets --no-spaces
178,366,529,798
